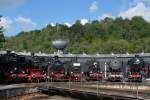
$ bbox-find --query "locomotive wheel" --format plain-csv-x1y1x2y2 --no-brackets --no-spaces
138,78,142,82
33,78,38,83
30,78,38,83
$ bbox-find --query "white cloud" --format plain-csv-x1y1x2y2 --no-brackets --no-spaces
0,17,12,31
129,0,150,8
98,14,115,21
15,16,37,32
50,23,56,27
0,0,24,8
64,22,72,27
89,1,98,13
119,2,150,22
15,16,37,27
80,19,88,25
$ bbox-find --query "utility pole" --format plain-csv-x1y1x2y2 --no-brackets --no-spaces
104,62,107,79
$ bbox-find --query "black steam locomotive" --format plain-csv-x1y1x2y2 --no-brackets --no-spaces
0,51,27,82
0,51,47,83
127,55,147,82
48,56,66,81
86,59,103,81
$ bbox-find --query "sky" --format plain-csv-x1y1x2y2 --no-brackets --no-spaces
0,0,150,36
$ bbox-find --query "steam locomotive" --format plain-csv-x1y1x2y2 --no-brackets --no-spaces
0,50,149,84
0,52,28,82
69,62,84,81
127,55,147,82
48,56,66,81
25,56,47,82
0,51,47,83
87,59,103,81
107,58,123,82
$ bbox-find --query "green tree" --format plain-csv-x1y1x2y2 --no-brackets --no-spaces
5,16,150,54
0,16,5,48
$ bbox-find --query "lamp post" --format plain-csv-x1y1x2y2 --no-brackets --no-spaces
104,62,107,79
96,63,99,96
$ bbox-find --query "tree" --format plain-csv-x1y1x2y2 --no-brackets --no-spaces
0,16,5,48
104,39,129,53
5,16,150,54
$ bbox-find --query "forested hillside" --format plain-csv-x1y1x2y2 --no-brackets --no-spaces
5,16,150,54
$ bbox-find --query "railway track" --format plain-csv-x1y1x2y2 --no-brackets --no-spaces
40,81,150,99
1,81,150,99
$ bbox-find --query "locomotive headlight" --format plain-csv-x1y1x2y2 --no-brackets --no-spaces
14,67,17,71
22,71,25,74
71,72,73,74
10,71,13,74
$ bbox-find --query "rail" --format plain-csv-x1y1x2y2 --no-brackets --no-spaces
38,79,150,99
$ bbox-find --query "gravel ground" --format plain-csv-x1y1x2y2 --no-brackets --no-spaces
9,93,78,100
